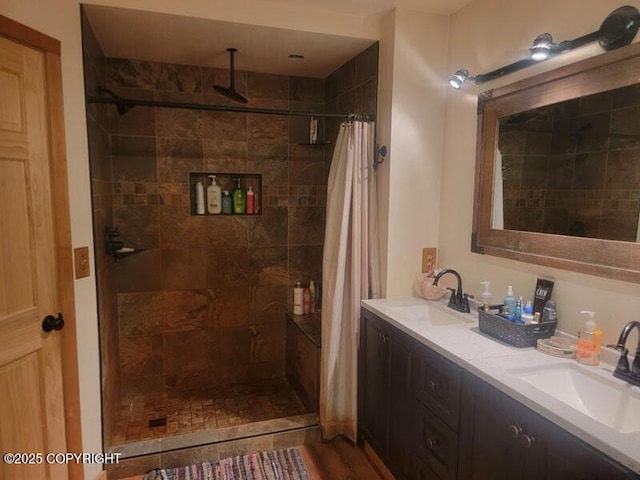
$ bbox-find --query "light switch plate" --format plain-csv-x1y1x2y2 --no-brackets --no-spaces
422,248,437,274
74,247,90,279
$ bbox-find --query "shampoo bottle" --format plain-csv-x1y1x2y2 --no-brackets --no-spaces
195,181,205,215
576,311,602,366
222,190,233,214
233,178,246,214
207,175,222,214
246,186,255,214
504,285,517,316
521,300,534,324
293,282,304,315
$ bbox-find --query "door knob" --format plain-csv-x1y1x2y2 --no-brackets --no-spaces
42,313,64,332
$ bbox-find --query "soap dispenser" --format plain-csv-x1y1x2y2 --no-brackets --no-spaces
576,311,602,366
504,285,517,315
480,281,492,312
207,175,222,214
232,178,246,214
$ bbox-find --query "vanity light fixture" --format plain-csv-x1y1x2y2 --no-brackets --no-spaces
448,5,640,89
530,33,554,61
448,69,473,89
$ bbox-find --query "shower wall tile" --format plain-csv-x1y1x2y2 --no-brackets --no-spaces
210,285,251,328
120,334,163,377
164,330,209,375
154,92,204,138
249,247,288,285
202,109,248,141
355,43,379,85
157,138,204,182
204,138,248,172
114,205,160,248
250,286,288,325
248,72,289,101
289,245,323,283
355,77,378,116
247,142,289,184
289,207,325,245
206,248,251,288
290,77,325,103
162,290,214,332
247,113,289,141
161,248,207,290
118,292,163,337
116,249,162,292
106,58,160,90
156,63,202,93
109,88,156,136
249,206,288,247
112,135,157,182
160,206,210,248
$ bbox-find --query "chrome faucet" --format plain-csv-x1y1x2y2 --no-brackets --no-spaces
611,321,640,387
432,269,470,313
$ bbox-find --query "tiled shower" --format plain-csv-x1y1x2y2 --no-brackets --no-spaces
82,9,378,451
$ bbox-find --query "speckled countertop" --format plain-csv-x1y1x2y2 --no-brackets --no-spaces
362,296,640,474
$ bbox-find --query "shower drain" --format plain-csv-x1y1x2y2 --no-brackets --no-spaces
148,417,167,428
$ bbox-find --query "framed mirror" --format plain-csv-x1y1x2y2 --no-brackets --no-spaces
472,41,640,283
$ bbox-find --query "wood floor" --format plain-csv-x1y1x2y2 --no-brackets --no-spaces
117,438,384,480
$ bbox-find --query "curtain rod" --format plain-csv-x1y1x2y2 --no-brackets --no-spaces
86,88,375,120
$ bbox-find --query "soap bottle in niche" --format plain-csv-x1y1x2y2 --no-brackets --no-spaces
233,178,246,214
222,190,233,214
303,287,311,314
195,181,205,215
207,175,222,214
503,285,517,316
246,186,255,214
576,311,602,366
293,282,304,315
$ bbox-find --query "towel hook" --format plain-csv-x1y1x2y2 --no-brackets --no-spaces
374,144,387,170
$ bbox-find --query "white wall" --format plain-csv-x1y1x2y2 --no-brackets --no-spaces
442,0,640,345
0,1,382,478
383,8,449,297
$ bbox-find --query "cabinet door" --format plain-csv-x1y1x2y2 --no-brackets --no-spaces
458,373,526,480
359,310,391,456
388,333,416,479
528,411,640,480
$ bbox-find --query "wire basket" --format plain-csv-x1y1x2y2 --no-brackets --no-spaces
478,307,557,348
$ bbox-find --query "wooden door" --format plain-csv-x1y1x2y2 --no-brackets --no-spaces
0,34,68,480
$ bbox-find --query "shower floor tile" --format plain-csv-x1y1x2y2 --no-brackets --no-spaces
112,378,309,445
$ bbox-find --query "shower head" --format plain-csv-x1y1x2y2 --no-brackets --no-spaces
214,48,248,104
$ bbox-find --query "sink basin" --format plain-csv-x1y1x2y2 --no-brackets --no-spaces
509,363,640,434
387,303,470,327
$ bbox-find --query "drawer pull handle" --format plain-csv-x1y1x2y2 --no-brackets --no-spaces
508,424,522,439
425,438,438,449
520,433,535,449
427,380,439,391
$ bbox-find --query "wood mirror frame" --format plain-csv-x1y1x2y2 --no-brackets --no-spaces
472,41,640,283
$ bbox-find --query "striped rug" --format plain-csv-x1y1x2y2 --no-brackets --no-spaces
143,447,309,480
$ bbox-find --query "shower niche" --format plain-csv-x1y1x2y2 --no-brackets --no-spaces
189,172,262,216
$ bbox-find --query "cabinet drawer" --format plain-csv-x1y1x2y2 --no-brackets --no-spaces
414,346,461,430
409,453,444,480
413,401,458,480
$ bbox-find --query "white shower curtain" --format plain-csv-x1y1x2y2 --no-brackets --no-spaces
320,120,381,441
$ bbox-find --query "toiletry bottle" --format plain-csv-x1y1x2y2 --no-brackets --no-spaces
480,281,492,312
293,282,304,315
246,186,255,214
503,285,517,316
576,311,602,366
521,300,534,323
514,296,523,323
222,190,233,214
303,287,311,314
195,181,205,215
541,300,557,323
309,280,316,313
207,175,222,214
233,178,246,214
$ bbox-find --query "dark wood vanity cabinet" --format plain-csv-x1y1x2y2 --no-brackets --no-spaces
359,308,639,480
458,372,639,480
359,309,461,480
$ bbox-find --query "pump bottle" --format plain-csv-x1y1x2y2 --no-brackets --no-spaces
233,178,246,214
576,311,602,366
207,175,222,214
